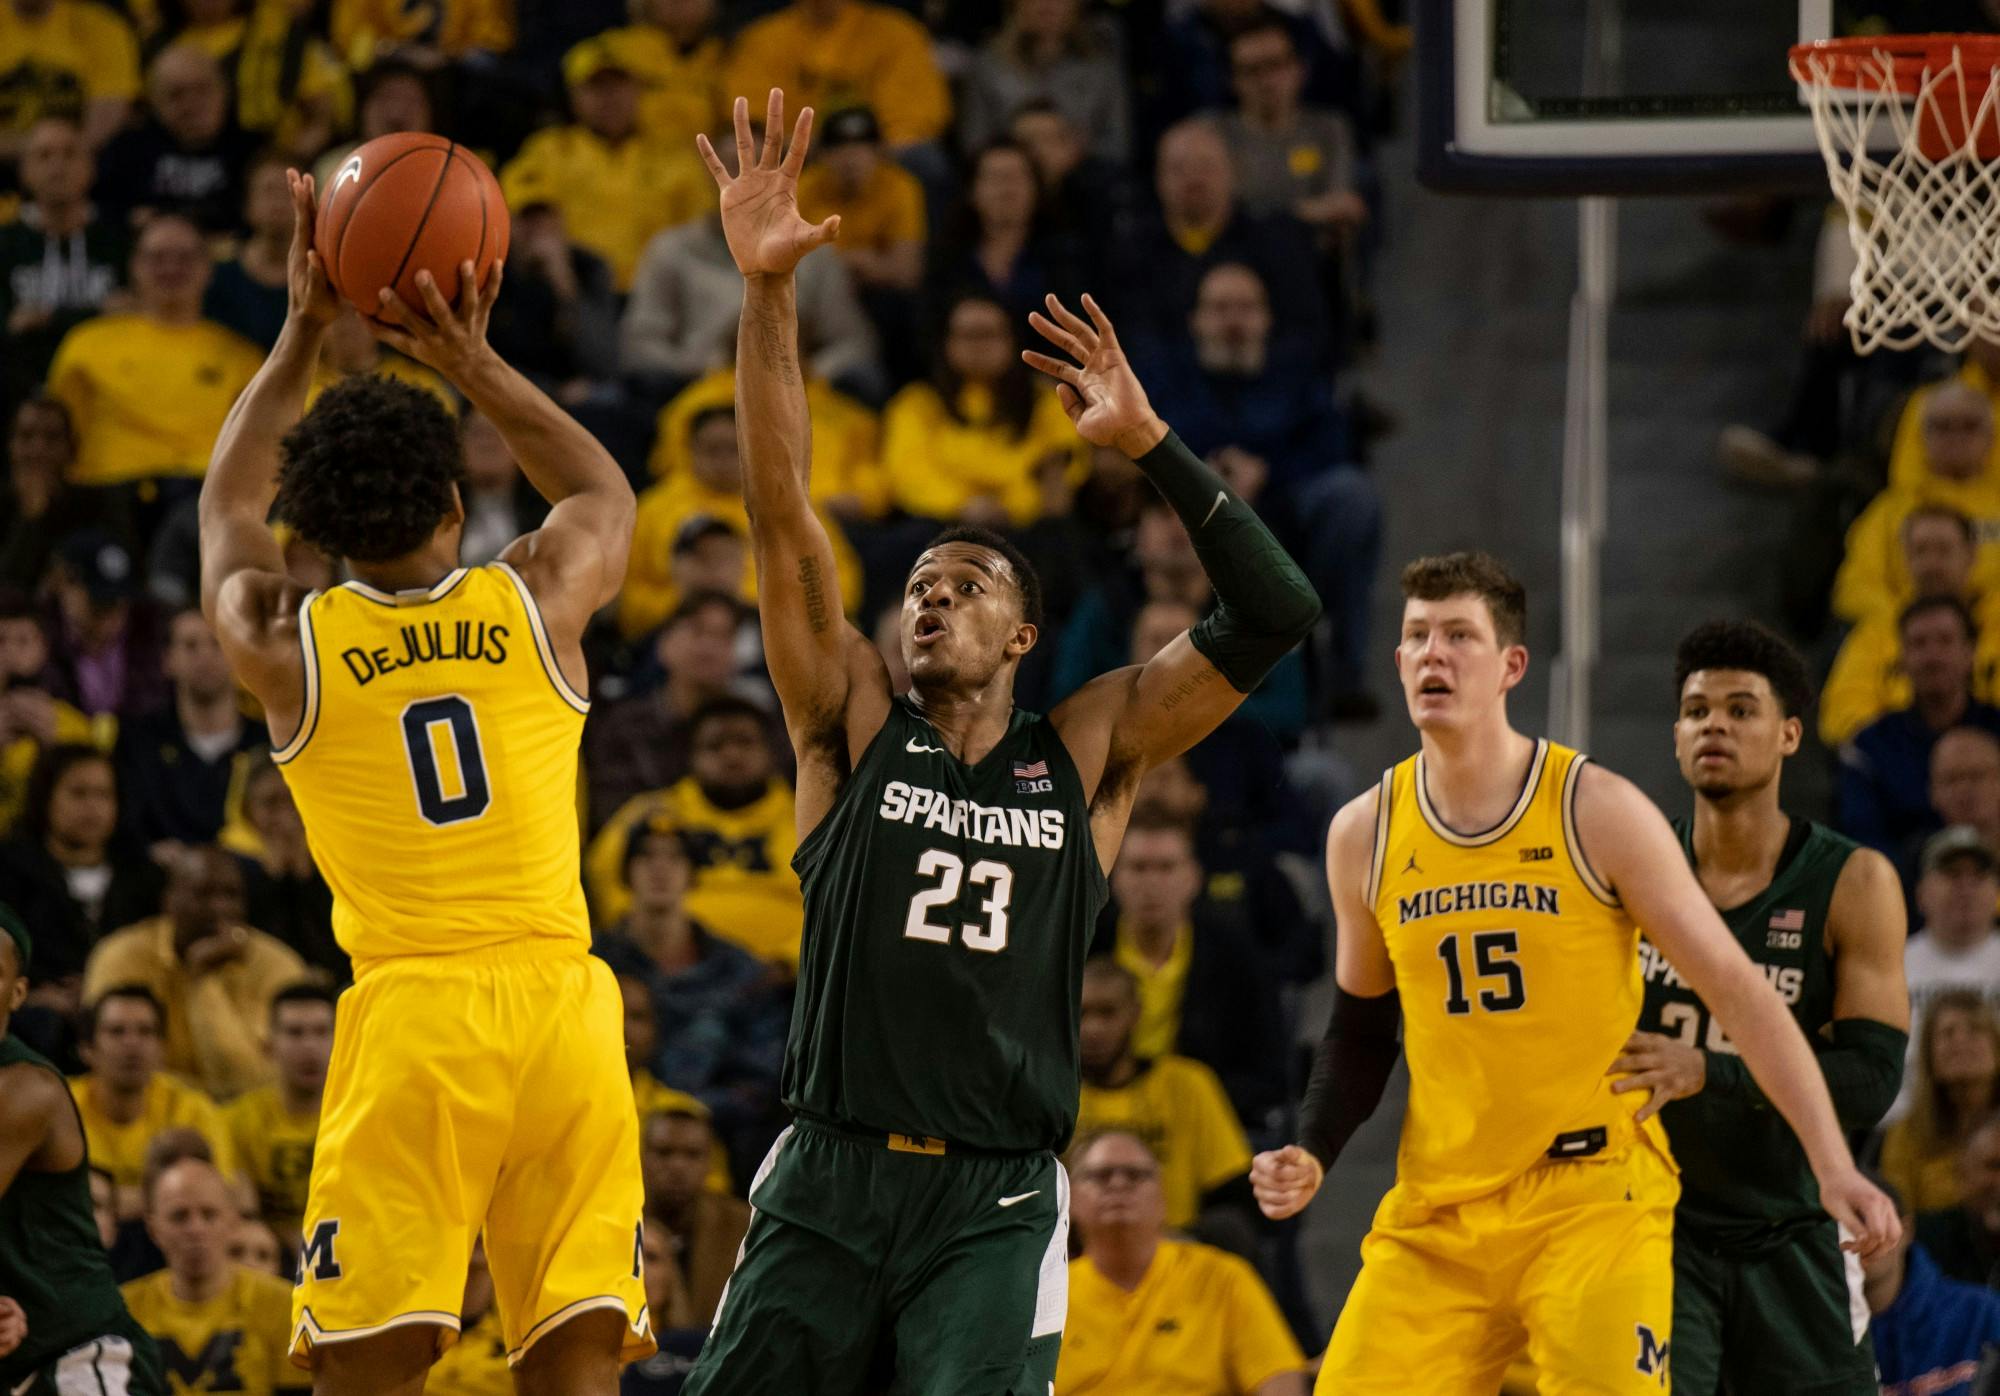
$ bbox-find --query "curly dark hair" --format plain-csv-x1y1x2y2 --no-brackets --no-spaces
921,525,1044,629
1672,619,1812,719
273,376,464,563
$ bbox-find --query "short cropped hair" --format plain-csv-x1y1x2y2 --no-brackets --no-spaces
89,984,165,1039
1672,619,1813,720
1904,503,1977,548
269,981,337,1023
1400,551,1526,647
918,526,1044,629
274,375,465,562
1901,594,1976,643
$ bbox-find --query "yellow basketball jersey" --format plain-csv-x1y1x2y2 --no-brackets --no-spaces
274,564,590,969
1368,739,1668,1214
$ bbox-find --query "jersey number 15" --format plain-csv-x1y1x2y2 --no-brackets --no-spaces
1438,931,1527,1015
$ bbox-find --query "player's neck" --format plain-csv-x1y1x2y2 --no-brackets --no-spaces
1086,1231,1159,1291
1416,723,1536,831
170,1261,231,1306
348,546,461,595
1690,782,1788,883
907,684,1016,764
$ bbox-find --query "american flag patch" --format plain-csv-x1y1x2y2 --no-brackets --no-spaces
1013,759,1049,780
1769,908,1805,931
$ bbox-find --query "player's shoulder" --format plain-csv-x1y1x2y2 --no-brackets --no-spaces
1824,832,1903,923
0,1055,68,1130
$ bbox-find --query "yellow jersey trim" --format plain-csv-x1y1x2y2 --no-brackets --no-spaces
491,560,590,714
1560,753,1620,906
339,567,471,607
1364,766,1393,905
1413,738,1549,847
271,589,322,766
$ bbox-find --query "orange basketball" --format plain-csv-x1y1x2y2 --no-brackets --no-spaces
316,132,509,324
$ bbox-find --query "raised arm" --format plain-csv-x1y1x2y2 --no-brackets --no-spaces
1250,788,1399,1221
1036,295,1321,822
199,169,335,722
696,91,892,811
1577,764,1900,1259
371,261,634,667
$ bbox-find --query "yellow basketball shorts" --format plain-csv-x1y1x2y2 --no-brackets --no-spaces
1319,1134,1679,1395
289,943,654,1369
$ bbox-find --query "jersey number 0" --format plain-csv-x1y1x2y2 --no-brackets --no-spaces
401,696,492,826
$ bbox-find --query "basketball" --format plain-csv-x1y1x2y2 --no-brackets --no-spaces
315,132,509,322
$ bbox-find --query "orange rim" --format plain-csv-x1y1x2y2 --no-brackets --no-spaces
1789,34,2000,93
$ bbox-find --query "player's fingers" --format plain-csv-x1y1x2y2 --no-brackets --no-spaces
1081,292,1121,347
1607,1052,1651,1074
374,286,416,328
782,104,814,178
1027,310,1086,360
1055,380,1082,417
762,88,785,169
695,132,730,185
1043,293,1099,351
732,96,753,174
801,214,840,252
1021,349,1081,385
1631,1090,1668,1123
413,269,455,328
369,321,422,358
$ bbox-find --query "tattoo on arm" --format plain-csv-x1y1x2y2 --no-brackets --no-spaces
798,555,829,634
1157,664,1222,712
750,299,800,386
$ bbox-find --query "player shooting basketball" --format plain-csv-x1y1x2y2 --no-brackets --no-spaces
1250,553,1899,1394
678,89,1320,1393
199,169,649,1396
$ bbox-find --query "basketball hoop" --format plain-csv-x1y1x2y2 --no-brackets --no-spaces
1790,34,2000,352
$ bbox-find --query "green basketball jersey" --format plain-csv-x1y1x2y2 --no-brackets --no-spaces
0,1034,136,1388
1637,817,1854,1253
786,697,1108,1153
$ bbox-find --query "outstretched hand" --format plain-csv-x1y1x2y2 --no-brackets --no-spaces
696,90,841,279
284,169,341,329
1023,294,1165,457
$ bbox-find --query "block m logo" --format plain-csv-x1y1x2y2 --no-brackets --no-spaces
301,1219,343,1281
1634,1324,1669,1385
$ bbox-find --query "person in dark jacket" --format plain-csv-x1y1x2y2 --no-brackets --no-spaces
114,609,265,852
1088,805,1288,1132
1841,598,2000,856
1870,1175,2000,1396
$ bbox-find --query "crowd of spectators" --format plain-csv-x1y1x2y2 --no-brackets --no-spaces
0,0,1405,1382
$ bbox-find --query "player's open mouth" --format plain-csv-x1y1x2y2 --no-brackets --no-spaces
1695,745,1731,762
914,615,948,646
1418,680,1451,696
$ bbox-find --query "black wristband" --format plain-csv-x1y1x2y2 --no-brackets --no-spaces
1297,986,1401,1171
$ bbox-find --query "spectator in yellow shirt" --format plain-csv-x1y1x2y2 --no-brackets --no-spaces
82,846,309,1100
0,0,140,156
330,0,510,68
622,394,865,638
1058,1130,1308,1396
586,0,724,150
882,294,1086,527
799,106,927,296
1074,957,1254,1237
69,986,238,1218
1824,506,2000,745
225,982,332,1252
122,1156,307,1394
45,213,263,491
499,39,712,291
587,697,803,968
1834,380,2000,624
1885,340,2000,495
724,0,950,149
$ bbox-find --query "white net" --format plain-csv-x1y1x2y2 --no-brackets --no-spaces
1797,42,2000,353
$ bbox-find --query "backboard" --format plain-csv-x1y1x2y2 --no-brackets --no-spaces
1418,0,1834,194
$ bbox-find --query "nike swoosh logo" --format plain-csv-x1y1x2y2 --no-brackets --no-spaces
332,154,362,194
906,738,944,754
997,1191,1040,1208
1201,489,1228,527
